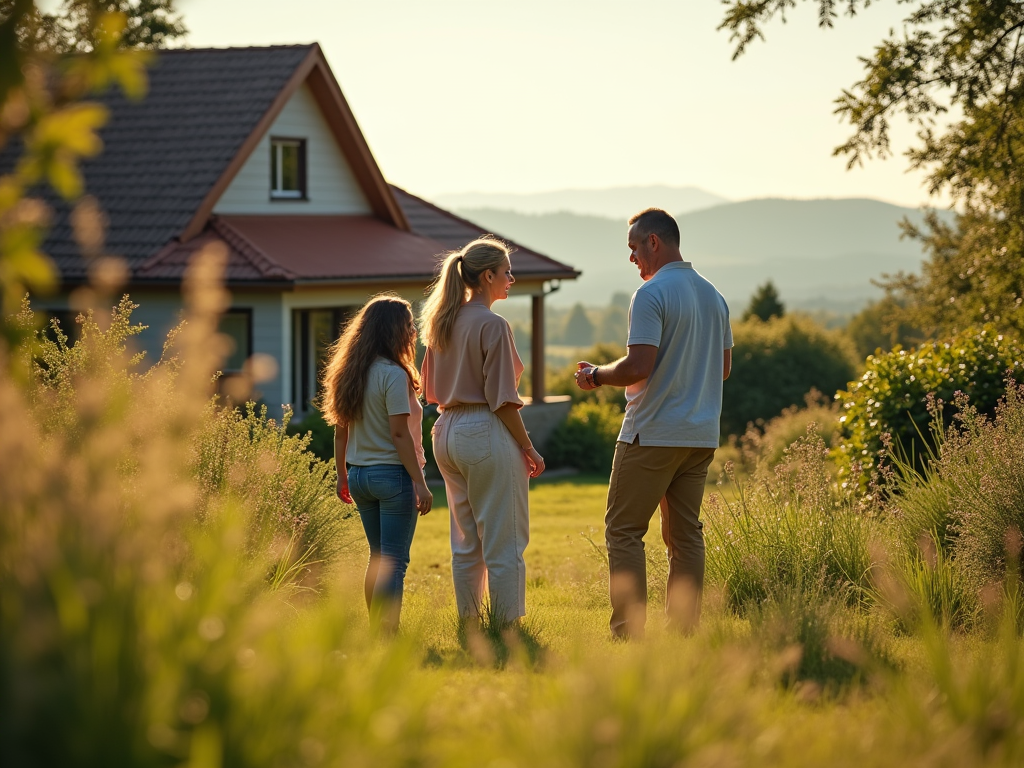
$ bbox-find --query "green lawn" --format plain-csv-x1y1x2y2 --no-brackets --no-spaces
387,474,736,658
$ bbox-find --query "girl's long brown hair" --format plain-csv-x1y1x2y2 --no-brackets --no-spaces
419,236,510,351
318,294,420,427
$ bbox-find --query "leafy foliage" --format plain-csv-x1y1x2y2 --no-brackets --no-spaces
844,294,921,360
547,342,627,408
15,0,187,52
741,279,784,322
835,324,1024,493
544,400,623,473
719,1,1024,341
723,314,858,437
0,1,155,345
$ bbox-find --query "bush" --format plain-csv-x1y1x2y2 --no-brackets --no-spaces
285,407,334,462
738,391,841,473
723,314,858,438
547,342,627,409
887,381,1024,599
544,401,623,473
835,324,1024,493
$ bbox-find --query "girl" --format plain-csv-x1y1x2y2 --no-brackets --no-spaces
420,236,544,624
320,294,432,633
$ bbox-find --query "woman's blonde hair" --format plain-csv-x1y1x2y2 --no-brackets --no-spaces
419,236,511,350
318,294,420,427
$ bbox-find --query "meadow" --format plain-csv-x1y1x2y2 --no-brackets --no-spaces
4,253,1024,768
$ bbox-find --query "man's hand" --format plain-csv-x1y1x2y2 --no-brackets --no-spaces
574,361,599,391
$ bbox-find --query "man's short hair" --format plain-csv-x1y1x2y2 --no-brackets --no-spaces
628,208,680,249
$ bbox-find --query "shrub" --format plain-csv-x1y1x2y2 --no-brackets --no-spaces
835,324,1024,493
738,391,841,473
723,314,858,438
887,382,1024,598
547,343,627,409
544,401,623,473
285,407,334,462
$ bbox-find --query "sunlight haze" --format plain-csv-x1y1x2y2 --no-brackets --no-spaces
177,0,943,208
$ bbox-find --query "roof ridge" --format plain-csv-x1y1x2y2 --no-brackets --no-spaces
210,217,297,280
390,184,580,275
156,44,317,54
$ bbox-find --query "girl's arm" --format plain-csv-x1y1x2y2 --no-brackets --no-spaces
334,425,353,504
495,403,545,478
389,415,433,515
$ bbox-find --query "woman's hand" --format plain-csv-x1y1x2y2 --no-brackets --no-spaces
337,475,353,505
413,481,433,515
524,446,546,478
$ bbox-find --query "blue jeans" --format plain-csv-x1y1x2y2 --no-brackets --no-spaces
347,464,418,623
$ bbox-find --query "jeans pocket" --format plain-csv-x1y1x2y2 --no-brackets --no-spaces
454,421,491,465
366,466,403,500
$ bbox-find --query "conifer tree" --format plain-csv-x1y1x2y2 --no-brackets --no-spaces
742,281,784,322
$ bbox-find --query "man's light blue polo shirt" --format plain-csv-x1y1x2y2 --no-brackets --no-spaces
618,261,733,448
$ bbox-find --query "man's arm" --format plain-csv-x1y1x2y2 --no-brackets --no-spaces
576,344,657,390
723,348,732,380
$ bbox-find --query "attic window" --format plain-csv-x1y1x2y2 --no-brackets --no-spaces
270,138,306,199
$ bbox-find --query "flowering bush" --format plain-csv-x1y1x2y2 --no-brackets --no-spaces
835,325,1024,493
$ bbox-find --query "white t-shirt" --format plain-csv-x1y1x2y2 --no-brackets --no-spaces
618,261,733,448
346,358,426,467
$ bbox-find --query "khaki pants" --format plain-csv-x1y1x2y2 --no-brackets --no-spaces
605,439,715,639
433,404,530,621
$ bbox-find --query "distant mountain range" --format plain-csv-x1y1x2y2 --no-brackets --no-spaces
436,185,729,220
457,197,954,313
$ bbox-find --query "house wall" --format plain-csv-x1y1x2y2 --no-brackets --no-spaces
212,83,372,216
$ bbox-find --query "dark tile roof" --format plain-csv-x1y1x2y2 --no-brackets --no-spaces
391,186,579,280
4,45,314,281
2,45,579,288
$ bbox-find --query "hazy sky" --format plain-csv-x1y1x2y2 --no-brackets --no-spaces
176,0,944,207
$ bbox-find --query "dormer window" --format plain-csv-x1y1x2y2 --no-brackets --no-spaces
270,137,307,199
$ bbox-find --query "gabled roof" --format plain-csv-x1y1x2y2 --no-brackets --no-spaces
5,44,578,288
140,186,580,285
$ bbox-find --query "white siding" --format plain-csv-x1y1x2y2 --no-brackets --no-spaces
213,83,372,215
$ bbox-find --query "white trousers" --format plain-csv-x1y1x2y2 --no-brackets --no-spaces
432,404,530,620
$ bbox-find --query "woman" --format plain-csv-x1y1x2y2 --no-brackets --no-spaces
320,294,432,634
420,236,545,624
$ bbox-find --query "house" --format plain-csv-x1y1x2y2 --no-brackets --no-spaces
22,44,578,422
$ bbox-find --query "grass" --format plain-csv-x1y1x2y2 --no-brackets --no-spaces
10,277,1024,767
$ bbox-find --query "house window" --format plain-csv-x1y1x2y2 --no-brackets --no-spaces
270,138,307,199
292,307,353,413
219,309,252,373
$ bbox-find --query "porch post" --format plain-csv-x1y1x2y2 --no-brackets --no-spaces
531,293,545,403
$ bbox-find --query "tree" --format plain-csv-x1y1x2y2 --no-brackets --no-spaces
0,2,154,347
596,304,627,344
561,302,594,347
719,1,1024,340
722,314,857,437
9,0,187,52
742,280,784,321
845,295,920,360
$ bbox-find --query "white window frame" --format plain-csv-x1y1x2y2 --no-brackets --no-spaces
270,138,306,200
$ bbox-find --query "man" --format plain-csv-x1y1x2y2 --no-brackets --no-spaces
575,208,732,639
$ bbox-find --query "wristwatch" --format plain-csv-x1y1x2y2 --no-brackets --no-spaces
590,366,601,387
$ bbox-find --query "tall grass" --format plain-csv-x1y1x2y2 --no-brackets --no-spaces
705,430,876,611
9,251,1024,765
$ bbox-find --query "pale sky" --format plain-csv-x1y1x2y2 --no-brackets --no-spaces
176,0,943,207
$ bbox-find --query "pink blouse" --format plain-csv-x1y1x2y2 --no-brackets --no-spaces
422,303,524,411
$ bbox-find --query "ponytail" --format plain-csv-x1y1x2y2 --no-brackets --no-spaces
420,236,510,350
